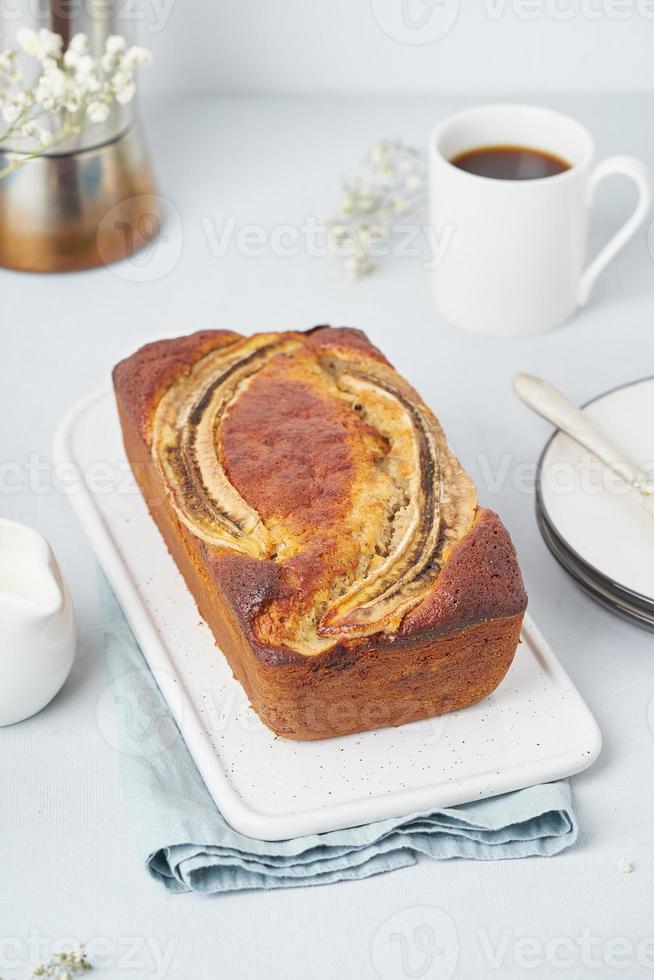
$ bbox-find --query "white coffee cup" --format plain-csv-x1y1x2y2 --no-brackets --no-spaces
429,104,651,336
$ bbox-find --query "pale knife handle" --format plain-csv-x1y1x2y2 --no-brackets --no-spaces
513,373,642,489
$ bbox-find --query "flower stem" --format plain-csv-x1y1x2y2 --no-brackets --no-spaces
0,120,79,179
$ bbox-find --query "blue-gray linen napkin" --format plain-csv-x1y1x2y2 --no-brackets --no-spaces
101,579,578,895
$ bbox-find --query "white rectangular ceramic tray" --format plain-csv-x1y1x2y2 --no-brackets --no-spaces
55,388,602,841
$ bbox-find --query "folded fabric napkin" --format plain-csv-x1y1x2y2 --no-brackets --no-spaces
101,579,578,895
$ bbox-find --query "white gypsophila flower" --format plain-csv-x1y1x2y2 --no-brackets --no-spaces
369,140,391,166
18,27,63,61
112,70,135,105
354,192,375,213
34,79,56,111
0,47,15,72
115,79,135,104
120,45,153,70
63,47,80,69
2,90,31,119
360,223,388,249
63,90,82,113
1,30,150,180
37,28,63,59
16,27,40,56
75,54,95,78
103,33,126,70
36,69,71,111
82,73,101,95
328,139,427,281
74,57,101,97
105,34,126,56
86,100,110,123
377,163,396,180
345,253,372,282
1,105,21,125
0,59,23,91
2,101,22,124
40,65,66,101
63,35,87,69
69,32,88,55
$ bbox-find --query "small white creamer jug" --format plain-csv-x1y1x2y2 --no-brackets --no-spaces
0,518,76,726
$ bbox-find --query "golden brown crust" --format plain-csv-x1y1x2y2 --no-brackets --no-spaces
400,508,527,637
113,326,527,739
304,324,390,364
112,329,240,445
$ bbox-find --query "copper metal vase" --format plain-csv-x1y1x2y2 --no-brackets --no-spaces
0,2,159,273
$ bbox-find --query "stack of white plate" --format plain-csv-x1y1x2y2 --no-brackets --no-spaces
535,378,654,631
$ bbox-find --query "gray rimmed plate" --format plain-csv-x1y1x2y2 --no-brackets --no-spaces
535,377,654,629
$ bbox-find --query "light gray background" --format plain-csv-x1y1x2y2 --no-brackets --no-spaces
1,74,654,980
133,0,654,95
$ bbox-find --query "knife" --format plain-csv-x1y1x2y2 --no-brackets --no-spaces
513,373,654,517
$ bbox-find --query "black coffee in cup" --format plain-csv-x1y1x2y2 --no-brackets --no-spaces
450,145,571,180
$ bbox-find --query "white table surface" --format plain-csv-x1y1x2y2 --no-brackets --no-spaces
2,93,654,980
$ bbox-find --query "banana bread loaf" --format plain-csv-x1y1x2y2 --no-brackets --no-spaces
113,326,527,740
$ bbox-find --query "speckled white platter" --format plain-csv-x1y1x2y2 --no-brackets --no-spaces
55,389,601,841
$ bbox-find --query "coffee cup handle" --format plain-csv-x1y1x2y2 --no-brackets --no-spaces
577,155,652,306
